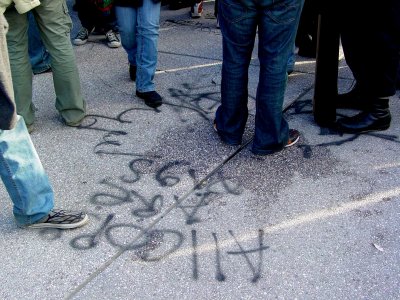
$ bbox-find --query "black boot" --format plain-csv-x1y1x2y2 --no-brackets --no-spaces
337,99,391,133
336,85,368,110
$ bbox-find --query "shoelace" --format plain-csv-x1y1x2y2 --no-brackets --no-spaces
106,31,119,42
46,209,83,224
76,28,88,39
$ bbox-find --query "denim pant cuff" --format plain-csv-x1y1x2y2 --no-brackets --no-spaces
14,211,49,226
251,144,284,156
217,130,242,146
0,116,54,226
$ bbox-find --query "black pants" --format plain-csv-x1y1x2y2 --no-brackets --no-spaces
340,1,400,98
75,0,117,32
295,0,318,52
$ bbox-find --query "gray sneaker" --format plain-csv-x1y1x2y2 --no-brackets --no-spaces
73,27,89,46
27,209,89,229
105,30,121,48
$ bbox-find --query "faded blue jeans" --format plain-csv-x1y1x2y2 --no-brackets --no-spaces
0,116,54,226
115,0,161,93
28,12,51,75
215,0,302,154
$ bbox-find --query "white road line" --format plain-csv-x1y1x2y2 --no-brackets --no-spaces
155,56,345,74
165,187,400,259
374,162,400,170
156,61,222,74
156,58,257,74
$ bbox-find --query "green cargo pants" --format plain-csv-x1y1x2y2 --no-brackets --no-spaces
4,0,86,126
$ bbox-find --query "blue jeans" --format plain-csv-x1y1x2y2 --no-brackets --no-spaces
0,117,54,226
286,45,295,73
215,0,302,154
115,0,161,92
28,12,51,75
287,0,305,73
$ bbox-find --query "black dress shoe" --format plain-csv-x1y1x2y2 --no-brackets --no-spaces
136,90,163,108
337,100,391,134
129,64,136,81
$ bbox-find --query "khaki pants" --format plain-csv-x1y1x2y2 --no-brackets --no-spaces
4,0,86,126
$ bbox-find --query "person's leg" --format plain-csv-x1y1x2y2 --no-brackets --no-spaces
252,0,302,154
341,2,400,98
295,0,317,58
362,5,400,98
287,0,304,75
191,0,203,18
101,8,121,48
72,0,97,46
337,1,400,133
0,15,88,229
214,0,258,145
136,0,161,93
28,12,51,75
397,60,400,90
335,2,366,108
76,0,96,32
339,3,364,91
286,46,295,75
0,15,51,225
4,10,35,126
115,6,138,78
0,118,89,229
96,4,119,32
33,0,86,126
0,117,54,226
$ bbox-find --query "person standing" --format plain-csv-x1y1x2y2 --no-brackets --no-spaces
115,0,162,108
336,0,400,133
214,0,302,155
28,12,51,74
1,2,88,229
4,0,87,130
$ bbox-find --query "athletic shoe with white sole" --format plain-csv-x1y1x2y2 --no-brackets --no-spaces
284,129,300,148
73,27,89,46
26,209,89,229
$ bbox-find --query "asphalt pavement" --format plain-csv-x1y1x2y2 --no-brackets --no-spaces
1,2,400,299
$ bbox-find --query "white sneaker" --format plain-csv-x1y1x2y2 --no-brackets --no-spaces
191,0,203,18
